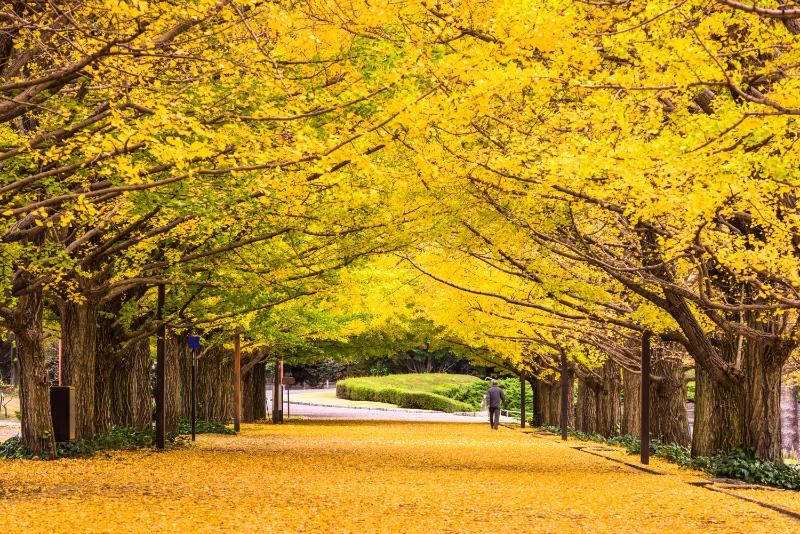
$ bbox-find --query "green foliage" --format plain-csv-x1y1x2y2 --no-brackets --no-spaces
442,378,533,413
58,427,188,459
691,448,800,490
538,426,800,490
336,374,476,412
368,360,391,376
0,426,190,460
178,419,236,435
0,436,28,459
287,360,347,386
624,439,692,466
441,380,487,409
338,373,480,393
686,381,696,402
540,425,640,449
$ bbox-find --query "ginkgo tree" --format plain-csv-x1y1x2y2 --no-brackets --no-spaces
384,0,800,460
0,0,432,454
3,0,799,465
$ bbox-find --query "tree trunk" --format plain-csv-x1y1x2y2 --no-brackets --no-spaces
526,376,540,425
622,368,641,437
693,364,741,457
548,381,560,426
93,310,119,435
60,300,98,440
110,338,151,430
739,337,784,460
575,378,597,434
650,351,690,447
179,337,192,420
595,360,621,437
693,336,785,460
547,371,574,428
93,356,113,435
165,333,182,434
252,362,266,421
243,368,253,423
12,288,56,457
197,345,232,424
533,379,552,426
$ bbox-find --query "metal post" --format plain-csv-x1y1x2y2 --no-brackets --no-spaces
57,338,62,386
233,333,241,432
286,385,290,418
560,352,569,441
520,373,526,428
187,335,200,442
155,284,166,449
272,360,283,423
191,348,196,441
641,330,652,465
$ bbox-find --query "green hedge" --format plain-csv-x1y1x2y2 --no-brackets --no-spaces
336,379,473,413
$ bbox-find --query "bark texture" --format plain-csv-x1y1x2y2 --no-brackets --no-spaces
575,361,621,437
621,367,641,438
596,360,621,436
575,378,597,434
692,335,785,460
60,300,98,440
197,345,232,423
110,338,152,430
541,370,574,429
12,288,56,457
164,333,182,434
650,350,690,447
242,362,266,423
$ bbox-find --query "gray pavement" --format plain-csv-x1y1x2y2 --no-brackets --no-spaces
0,390,518,443
286,402,493,422
0,419,20,442
281,388,517,424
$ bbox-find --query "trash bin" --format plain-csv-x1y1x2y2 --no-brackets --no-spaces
50,386,75,442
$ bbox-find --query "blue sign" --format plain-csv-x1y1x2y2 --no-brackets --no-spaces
187,336,201,350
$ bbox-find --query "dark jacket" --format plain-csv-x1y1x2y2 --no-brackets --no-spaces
486,385,505,408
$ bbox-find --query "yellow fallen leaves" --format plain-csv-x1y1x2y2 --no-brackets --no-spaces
1,422,797,533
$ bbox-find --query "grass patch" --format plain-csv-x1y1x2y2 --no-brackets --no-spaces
291,390,403,409
336,374,478,412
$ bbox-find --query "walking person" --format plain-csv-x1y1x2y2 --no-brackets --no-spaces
485,379,505,430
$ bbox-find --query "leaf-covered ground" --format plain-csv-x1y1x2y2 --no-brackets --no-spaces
1,421,797,532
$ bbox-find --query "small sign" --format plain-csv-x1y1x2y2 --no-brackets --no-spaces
282,377,295,386
187,336,201,350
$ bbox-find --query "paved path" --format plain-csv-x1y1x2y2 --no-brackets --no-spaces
283,388,518,424
0,419,20,442
286,402,496,422
0,389,516,442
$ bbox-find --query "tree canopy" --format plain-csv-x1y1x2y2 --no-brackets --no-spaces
1,0,799,460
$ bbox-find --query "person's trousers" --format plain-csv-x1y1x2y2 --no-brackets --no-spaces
489,407,500,429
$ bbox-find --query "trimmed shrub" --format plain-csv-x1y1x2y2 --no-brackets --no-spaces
337,378,473,413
